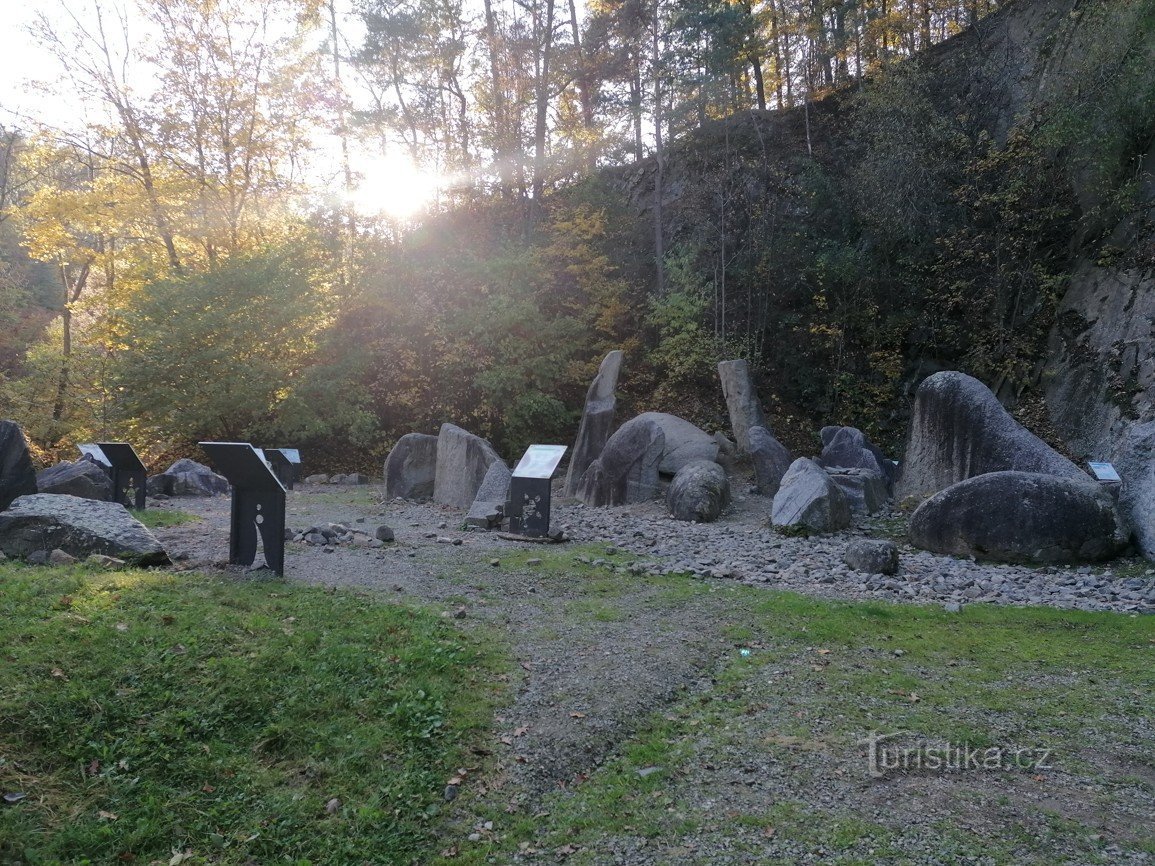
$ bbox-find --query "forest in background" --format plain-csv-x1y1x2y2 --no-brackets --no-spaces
0,0,1152,472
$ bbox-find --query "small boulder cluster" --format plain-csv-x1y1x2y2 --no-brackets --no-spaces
289,521,395,549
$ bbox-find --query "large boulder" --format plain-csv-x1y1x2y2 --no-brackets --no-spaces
0,494,169,566
818,426,897,486
826,467,889,515
576,415,665,506
667,460,730,522
150,458,230,497
0,420,37,511
1110,421,1155,559
465,460,512,528
36,459,113,501
909,471,1128,564
717,359,766,453
771,458,851,533
433,423,503,509
383,432,439,501
844,539,900,575
634,412,718,475
895,371,1084,501
564,350,624,497
748,426,793,497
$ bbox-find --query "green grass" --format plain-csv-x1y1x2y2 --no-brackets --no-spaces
130,508,200,529
0,561,505,865
441,588,1155,865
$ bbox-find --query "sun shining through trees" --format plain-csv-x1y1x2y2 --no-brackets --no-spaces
345,152,444,220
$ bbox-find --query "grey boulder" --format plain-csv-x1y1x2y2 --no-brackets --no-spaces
37,459,113,501
909,471,1128,564
576,415,665,506
0,420,37,511
895,371,1083,502
151,458,230,497
564,350,624,497
771,458,851,533
667,460,731,522
748,426,793,497
635,412,718,475
717,359,766,453
843,539,900,575
826,468,889,515
0,494,169,566
433,423,503,509
818,426,896,485
465,460,512,528
383,432,439,501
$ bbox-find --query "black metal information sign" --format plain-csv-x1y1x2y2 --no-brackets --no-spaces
79,442,148,510
266,448,301,490
200,441,286,575
509,445,567,537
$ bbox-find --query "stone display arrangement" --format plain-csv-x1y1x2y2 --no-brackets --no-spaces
717,359,766,453
433,423,503,509
817,426,896,487
0,420,37,511
383,432,439,500
147,458,230,497
576,415,665,506
633,412,718,475
564,350,623,497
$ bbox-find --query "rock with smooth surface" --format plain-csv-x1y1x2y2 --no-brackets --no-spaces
564,350,624,497
748,426,793,497
576,416,665,506
0,421,37,511
771,458,851,533
895,371,1083,501
818,426,896,485
465,460,512,528
717,359,766,453
1110,421,1155,559
152,458,230,497
433,423,503,509
635,412,718,475
383,433,439,501
667,460,731,522
827,467,889,515
0,494,169,565
909,471,1128,564
36,459,113,501
843,539,900,574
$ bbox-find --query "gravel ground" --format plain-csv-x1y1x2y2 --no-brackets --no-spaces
150,479,1155,864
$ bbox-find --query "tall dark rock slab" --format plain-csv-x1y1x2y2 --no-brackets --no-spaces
433,423,503,509
0,421,37,511
717,359,765,453
564,350,624,497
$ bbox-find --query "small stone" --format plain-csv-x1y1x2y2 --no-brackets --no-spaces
943,602,962,613
452,538,463,546
527,558,542,566
375,525,395,542
48,549,78,566
490,559,500,567
436,536,452,544
636,766,663,778
443,785,459,802
453,608,467,619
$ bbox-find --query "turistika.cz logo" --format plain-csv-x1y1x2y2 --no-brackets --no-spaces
859,731,1054,778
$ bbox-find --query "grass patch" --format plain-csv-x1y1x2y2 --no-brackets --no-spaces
130,508,200,529
0,561,505,865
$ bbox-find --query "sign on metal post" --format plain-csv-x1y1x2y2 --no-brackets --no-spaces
266,448,301,490
200,442,287,575
509,444,567,537
79,442,147,510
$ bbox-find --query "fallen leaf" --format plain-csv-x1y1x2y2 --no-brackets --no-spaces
115,623,128,632
514,725,529,737
98,810,118,821
201,784,215,793
3,792,27,804
816,648,831,655
569,711,586,719
51,668,67,680
58,595,74,607
161,615,175,625
909,692,920,703
763,825,776,837
499,736,513,746
439,846,458,858
520,661,533,671
447,776,464,786
86,759,101,777
556,844,579,857
325,797,340,814
169,644,187,655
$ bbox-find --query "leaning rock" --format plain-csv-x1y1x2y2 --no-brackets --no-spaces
466,460,512,528
0,421,37,511
818,427,896,486
749,426,793,497
383,433,439,501
826,468,889,515
909,471,1128,564
576,416,664,506
667,460,730,523
843,539,899,575
0,494,169,566
564,350,624,497
36,459,113,501
771,458,851,533
634,412,718,475
155,458,230,497
433,423,503,509
895,371,1083,501
717,359,766,453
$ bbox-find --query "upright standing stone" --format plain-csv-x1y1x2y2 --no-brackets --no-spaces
434,423,503,509
717,360,766,453
564,350,624,497
383,432,439,500
895,371,1084,502
0,421,37,511
748,426,793,497
576,416,665,506
465,460,512,528
771,458,851,533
